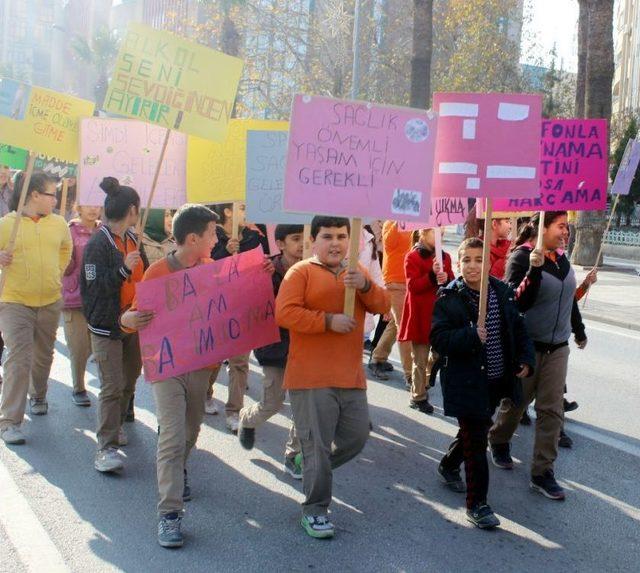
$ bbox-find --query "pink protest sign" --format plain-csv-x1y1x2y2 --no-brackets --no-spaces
492,119,608,211
78,118,187,208
284,94,438,220
432,92,542,199
397,197,468,230
136,247,279,382
612,138,640,196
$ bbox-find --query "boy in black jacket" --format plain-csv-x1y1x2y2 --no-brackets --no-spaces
431,238,535,529
238,224,303,478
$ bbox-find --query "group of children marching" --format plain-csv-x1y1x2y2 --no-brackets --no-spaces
0,169,595,547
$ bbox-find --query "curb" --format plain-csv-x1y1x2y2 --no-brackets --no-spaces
582,311,640,332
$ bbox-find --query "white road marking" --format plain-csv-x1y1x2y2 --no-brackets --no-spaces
585,320,640,340
0,459,70,572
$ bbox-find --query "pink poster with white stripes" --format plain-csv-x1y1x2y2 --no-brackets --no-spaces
431,92,542,199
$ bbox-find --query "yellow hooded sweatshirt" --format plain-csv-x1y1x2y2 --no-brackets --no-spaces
0,212,72,307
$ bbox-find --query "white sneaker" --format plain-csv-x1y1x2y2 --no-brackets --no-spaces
1,425,25,445
204,399,219,415
226,414,239,434
95,448,124,473
118,427,128,447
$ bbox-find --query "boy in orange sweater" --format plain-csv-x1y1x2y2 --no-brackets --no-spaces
121,204,219,549
276,216,390,539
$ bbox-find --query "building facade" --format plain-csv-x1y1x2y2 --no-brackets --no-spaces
613,0,640,115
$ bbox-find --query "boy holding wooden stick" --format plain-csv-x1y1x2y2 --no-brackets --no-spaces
276,215,390,539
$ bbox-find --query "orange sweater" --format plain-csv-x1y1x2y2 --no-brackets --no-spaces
276,258,390,390
381,221,412,284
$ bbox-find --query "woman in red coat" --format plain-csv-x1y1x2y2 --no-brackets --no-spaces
399,228,454,414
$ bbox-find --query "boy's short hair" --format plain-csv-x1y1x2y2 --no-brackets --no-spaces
310,216,350,239
172,204,219,245
275,224,304,242
457,237,484,257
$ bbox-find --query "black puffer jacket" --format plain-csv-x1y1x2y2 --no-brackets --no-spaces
254,254,289,368
430,277,535,419
81,225,149,339
211,224,270,260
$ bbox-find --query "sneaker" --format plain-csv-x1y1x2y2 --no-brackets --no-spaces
94,448,124,473
466,503,501,529
367,362,389,381
437,464,466,493
284,453,303,479
125,396,135,422
410,399,434,415
29,397,48,416
301,515,334,539
158,512,183,548
404,376,412,390
558,430,573,449
520,411,532,426
379,361,394,372
226,414,239,434
238,425,255,450
118,427,128,447
490,443,514,470
563,399,579,413
72,391,91,407
1,425,25,445
530,470,565,500
183,469,192,502
363,339,373,353
204,398,219,415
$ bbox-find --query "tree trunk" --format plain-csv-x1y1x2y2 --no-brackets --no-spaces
410,0,433,109
572,0,614,267
574,0,589,117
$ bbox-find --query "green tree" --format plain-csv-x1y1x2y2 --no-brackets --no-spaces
70,25,119,113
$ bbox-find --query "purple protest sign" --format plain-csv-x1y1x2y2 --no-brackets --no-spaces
612,138,640,196
284,94,438,220
492,119,608,212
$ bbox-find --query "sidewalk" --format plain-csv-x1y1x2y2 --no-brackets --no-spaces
443,233,640,331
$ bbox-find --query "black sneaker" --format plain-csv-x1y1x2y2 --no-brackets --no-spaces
378,360,394,372
72,391,91,407
438,464,466,493
530,470,565,500
490,443,514,469
367,362,390,381
466,503,500,529
563,399,578,413
158,512,183,548
410,399,434,415
238,425,255,450
183,469,191,502
558,430,573,449
520,411,532,426
125,396,135,422
363,340,373,353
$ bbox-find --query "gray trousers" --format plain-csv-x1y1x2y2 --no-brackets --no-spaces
289,387,370,517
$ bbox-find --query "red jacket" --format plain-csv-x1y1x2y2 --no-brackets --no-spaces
398,246,454,345
490,239,511,280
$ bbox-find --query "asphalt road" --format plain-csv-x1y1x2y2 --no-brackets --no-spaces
0,318,638,573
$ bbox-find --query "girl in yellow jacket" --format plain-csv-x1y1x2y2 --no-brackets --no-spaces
0,171,72,445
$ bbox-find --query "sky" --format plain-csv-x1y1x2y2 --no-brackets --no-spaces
521,0,580,72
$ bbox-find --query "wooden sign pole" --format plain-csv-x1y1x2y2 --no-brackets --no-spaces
343,217,363,317
477,198,493,329
59,178,69,219
231,202,241,241
535,210,545,252
302,223,312,259
434,227,443,269
0,151,37,296
510,216,518,247
136,113,183,248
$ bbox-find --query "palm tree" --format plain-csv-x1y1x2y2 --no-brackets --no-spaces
410,0,433,109
572,0,615,266
70,25,119,114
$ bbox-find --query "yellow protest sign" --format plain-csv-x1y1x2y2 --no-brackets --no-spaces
187,119,288,204
0,79,94,162
104,23,243,142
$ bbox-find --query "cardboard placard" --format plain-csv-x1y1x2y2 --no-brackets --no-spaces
136,247,279,382
612,138,640,196
283,94,438,220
